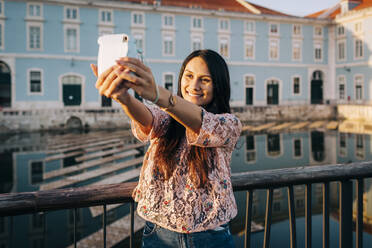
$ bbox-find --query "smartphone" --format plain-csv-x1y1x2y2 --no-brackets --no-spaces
97,33,139,75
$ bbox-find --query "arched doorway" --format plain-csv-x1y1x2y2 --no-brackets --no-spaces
0,61,11,108
267,79,279,105
311,70,323,104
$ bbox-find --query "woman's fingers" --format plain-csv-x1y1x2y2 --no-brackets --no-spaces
117,57,151,73
90,64,98,77
96,66,115,88
116,60,149,80
98,69,118,95
115,68,146,86
106,76,125,98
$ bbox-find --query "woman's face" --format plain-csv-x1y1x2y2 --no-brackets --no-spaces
180,57,214,106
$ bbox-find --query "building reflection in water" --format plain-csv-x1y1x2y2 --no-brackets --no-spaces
2,129,372,246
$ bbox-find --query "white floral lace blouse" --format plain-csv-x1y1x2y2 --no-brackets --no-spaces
131,105,242,233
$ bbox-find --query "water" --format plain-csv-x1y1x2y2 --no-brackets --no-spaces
1,129,372,247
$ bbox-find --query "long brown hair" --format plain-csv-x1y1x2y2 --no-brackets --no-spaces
154,50,231,188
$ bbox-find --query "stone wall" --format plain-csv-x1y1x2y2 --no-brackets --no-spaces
338,105,372,122
232,105,337,123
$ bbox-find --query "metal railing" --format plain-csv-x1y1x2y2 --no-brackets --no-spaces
1,162,372,248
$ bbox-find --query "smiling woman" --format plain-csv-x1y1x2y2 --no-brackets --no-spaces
91,49,241,248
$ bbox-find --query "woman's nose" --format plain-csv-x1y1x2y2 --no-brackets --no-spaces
189,77,201,90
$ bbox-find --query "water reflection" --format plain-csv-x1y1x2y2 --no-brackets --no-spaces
2,130,372,247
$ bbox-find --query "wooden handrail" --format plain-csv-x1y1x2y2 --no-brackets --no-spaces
1,161,372,216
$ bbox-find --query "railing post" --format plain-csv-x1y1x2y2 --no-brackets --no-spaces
74,208,77,248
244,190,253,248
130,201,134,248
356,179,364,248
263,188,273,248
323,182,329,248
339,180,352,248
287,186,296,248
103,204,107,248
305,184,312,248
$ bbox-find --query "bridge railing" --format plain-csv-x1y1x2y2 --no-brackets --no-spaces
1,162,372,248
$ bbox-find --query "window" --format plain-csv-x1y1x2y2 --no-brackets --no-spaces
294,139,302,157
337,25,345,36
31,161,43,184
270,23,278,34
355,75,363,100
133,32,144,53
191,36,202,51
0,22,3,49
338,40,346,61
164,74,174,92
132,12,144,26
339,133,347,156
191,16,203,29
245,135,256,163
65,26,78,52
29,70,42,93
244,39,254,59
28,3,42,18
245,21,255,33
245,75,255,105
98,27,113,37
314,43,322,61
219,19,229,31
28,24,42,50
356,134,364,149
338,76,346,100
163,35,174,56
293,24,301,36
269,39,279,60
163,14,174,27
293,76,300,95
267,134,281,156
65,6,79,20
0,1,3,16
354,22,362,33
292,41,301,61
355,39,363,59
219,37,229,57
99,9,113,23
314,26,322,36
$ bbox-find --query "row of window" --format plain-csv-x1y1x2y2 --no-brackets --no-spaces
337,38,364,61
337,74,365,101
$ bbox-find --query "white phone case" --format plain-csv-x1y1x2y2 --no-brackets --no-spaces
97,33,137,75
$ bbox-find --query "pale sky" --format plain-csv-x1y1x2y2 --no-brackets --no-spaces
247,0,341,17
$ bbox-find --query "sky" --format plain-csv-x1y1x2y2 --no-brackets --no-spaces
247,0,341,17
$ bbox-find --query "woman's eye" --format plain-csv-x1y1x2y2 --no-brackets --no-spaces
202,78,211,83
185,74,193,79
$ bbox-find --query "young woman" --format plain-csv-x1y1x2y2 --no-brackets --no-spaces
91,49,241,247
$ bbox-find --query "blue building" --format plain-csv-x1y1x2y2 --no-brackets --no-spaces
0,0,370,126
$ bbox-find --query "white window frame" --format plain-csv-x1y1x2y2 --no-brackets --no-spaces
131,11,145,27
59,73,85,107
314,42,323,62
26,22,43,51
27,2,43,20
0,21,5,50
64,6,79,22
244,38,255,60
219,35,230,58
191,34,203,52
265,77,282,106
244,74,255,106
27,68,43,95
163,72,176,93
314,26,323,37
191,16,203,30
98,27,114,37
0,1,4,17
292,40,302,61
354,38,364,60
244,20,255,34
266,133,283,158
132,30,145,55
269,38,279,61
355,134,365,160
64,24,80,53
337,75,346,101
337,40,346,62
337,24,345,37
162,14,175,29
292,24,302,36
29,160,44,185
218,18,230,32
354,74,364,101
162,32,175,56
269,23,279,36
354,21,363,34
293,138,303,159
98,9,113,25
292,75,301,96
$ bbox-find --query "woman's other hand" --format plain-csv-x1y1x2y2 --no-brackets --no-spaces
115,57,158,103
90,64,131,105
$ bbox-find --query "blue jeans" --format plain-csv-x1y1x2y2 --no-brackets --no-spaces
142,221,235,248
